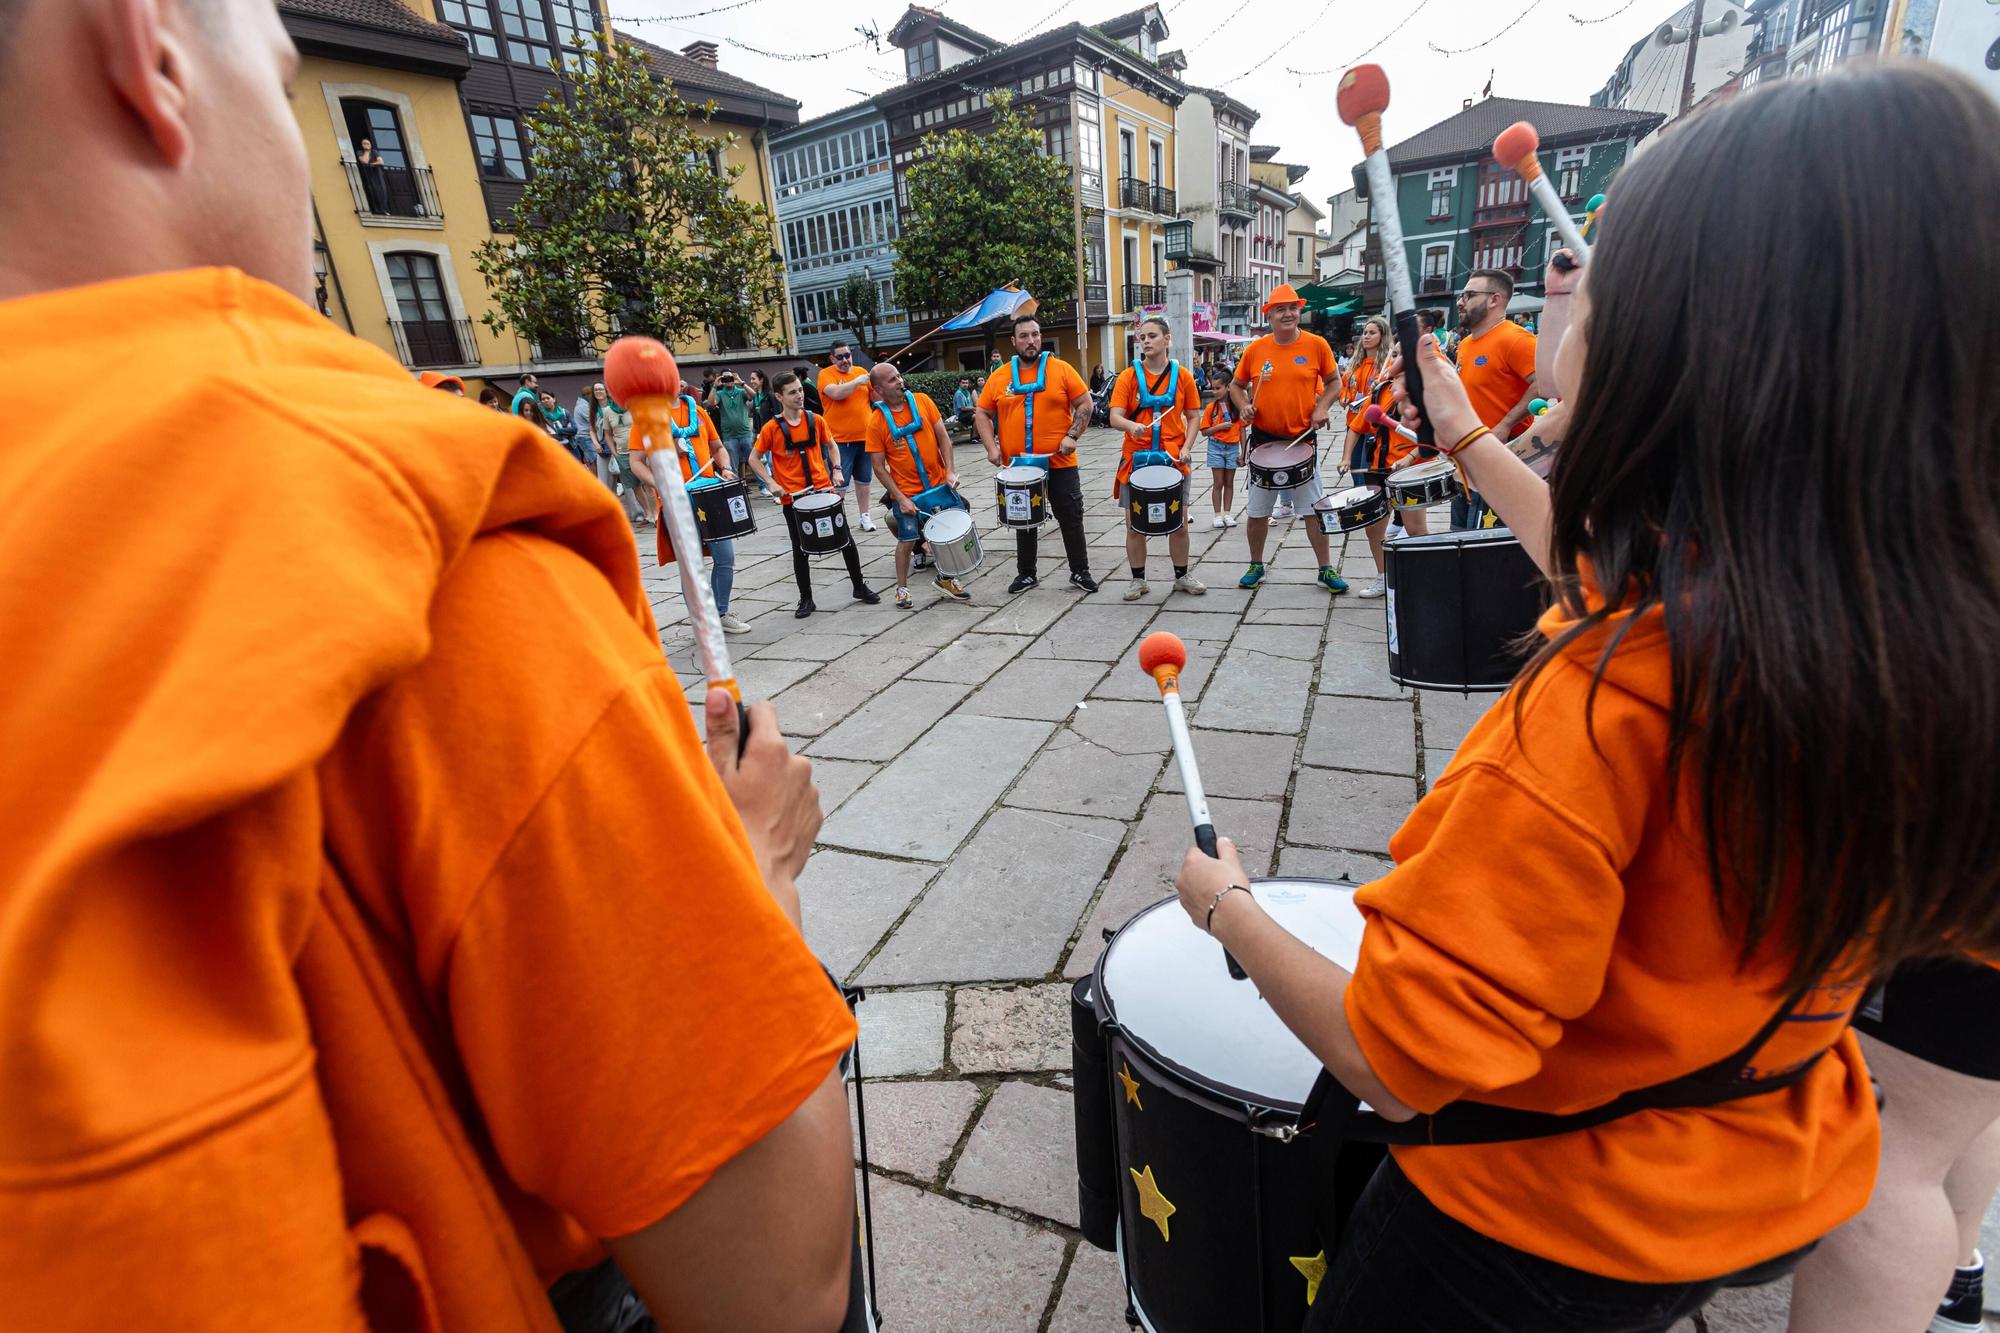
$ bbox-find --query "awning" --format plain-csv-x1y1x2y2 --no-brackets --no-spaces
938,286,1038,332
1194,330,1253,344
1294,282,1364,316
1507,293,1546,315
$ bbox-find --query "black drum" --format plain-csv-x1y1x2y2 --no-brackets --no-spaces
1384,526,1546,692
687,476,757,543
1072,880,1383,1332
1313,484,1388,534
996,465,1049,528
1246,442,1317,492
790,491,852,555
1126,464,1188,536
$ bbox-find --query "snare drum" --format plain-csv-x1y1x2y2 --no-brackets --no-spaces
1126,464,1188,536
1384,526,1546,691
995,465,1049,528
687,476,757,543
1313,484,1388,535
1246,442,1318,492
1385,457,1460,510
1073,879,1382,1333
790,491,851,555
922,507,984,578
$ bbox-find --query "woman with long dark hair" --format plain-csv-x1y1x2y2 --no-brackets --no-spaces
1174,62,2000,1332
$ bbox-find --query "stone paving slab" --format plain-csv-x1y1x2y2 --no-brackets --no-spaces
1145,608,1242,642
1048,1243,1130,1333
1087,648,1215,704
1193,648,1315,734
1301,695,1420,777
1067,700,1174,756
1006,730,1164,823
1314,637,1408,701
1025,604,1158,663
854,988,947,1078
1287,766,1420,856
971,589,1085,638
1229,622,1326,661
904,632,1035,685
873,601,1001,649
819,714,1056,861
1423,748,1459,793
860,807,1125,986
797,850,937,983
951,982,1075,1073
961,657,1108,723
948,1080,1080,1227
767,665,882,738
750,631,871,662
808,756,877,816
853,1079,981,1184
807,679,971,762
1065,794,1284,979
865,1176,1068,1333
729,655,824,703
1276,844,1397,884
1417,689,1501,749
1158,728,1298,801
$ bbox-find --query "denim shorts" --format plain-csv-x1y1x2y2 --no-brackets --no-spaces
1205,436,1243,471
837,439,873,484
886,507,924,542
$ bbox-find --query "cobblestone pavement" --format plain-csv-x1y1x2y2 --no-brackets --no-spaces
640,426,2000,1333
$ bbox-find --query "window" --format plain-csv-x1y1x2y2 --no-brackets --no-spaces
1421,244,1451,290
1042,123,1071,161
497,0,551,67
549,0,596,70
1119,128,1135,179
439,0,499,57
385,251,463,365
470,113,527,180
1123,236,1139,291
1149,138,1163,186
905,38,939,78
1555,147,1587,201
1476,162,1527,212
1297,236,1306,266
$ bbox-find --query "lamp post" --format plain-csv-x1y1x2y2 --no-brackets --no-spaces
311,238,331,317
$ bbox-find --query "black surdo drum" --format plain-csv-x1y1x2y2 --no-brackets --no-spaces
1127,464,1188,536
1383,526,1547,692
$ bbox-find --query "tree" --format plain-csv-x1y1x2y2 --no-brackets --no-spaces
893,91,1078,321
832,272,883,359
474,39,786,354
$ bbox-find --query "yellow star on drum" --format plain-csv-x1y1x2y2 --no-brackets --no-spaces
1117,1062,1143,1109
1130,1164,1176,1242
1289,1250,1328,1305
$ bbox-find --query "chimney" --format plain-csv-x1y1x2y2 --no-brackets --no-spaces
682,40,719,68
1462,98,1474,110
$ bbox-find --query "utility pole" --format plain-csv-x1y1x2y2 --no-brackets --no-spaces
1679,0,1708,118
1069,88,1090,371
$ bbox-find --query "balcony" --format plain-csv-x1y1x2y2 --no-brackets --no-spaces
1118,176,1150,210
390,316,478,368
1219,275,1259,305
343,159,443,226
1122,282,1164,310
1217,181,1254,220
1149,184,1177,216
534,328,596,362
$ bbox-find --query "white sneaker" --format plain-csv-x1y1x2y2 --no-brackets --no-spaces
1357,576,1387,600
1173,573,1208,595
1122,580,1150,602
1271,501,1295,520
859,513,875,532
1211,515,1226,529
719,612,751,634
1222,514,1238,527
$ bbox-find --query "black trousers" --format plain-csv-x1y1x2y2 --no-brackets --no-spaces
1016,465,1091,579
785,506,867,601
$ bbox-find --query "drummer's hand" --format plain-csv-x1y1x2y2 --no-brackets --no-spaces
896,497,918,516
1174,836,1254,934
1394,335,1482,446
705,691,819,907
984,445,1003,468
1059,436,1079,457
1545,249,1581,297
720,468,737,481
944,472,960,490
1310,404,1331,429
833,471,846,489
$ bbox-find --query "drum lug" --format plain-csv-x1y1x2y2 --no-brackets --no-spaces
1247,1109,1302,1141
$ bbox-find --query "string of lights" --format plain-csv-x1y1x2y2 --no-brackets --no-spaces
610,0,767,21
1570,0,1646,22
1220,0,1346,84
1428,0,1552,55
1013,0,1079,41
1284,0,1435,77
1189,0,1262,53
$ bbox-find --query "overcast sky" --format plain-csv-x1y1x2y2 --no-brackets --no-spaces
606,0,1694,219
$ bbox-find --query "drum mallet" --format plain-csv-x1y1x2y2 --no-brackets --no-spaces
1364,404,1421,445
1493,122,1592,266
1338,65,1435,452
605,336,751,756
1138,631,1249,981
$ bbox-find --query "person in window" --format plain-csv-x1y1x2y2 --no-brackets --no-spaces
355,136,389,215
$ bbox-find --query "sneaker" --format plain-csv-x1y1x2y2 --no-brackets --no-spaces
1212,515,1227,529
718,612,751,634
1070,570,1099,594
1222,514,1238,527
1272,501,1295,520
1357,575,1387,600
852,584,881,605
1123,580,1150,602
913,548,932,571
794,599,816,618
860,513,875,532
1930,1258,1984,1333
1319,566,1350,595
1008,573,1039,595
1174,573,1208,595
933,573,971,603
895,587,914,611
1238,562,1266,588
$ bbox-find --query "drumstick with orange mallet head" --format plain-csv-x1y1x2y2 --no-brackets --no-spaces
604,335,752,756
1138,632,1248,981
1493,121,1592,265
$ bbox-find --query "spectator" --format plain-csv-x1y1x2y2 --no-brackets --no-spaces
514,395,553,434
571,383,598,468
793,364,823,414
418,371,464,395
1089,363,1110,427
477,385,504,410
539,391,578,456
585,382,619,493
951,376,976,427
706,368,759,494
354,136,389,214
595,389,651,530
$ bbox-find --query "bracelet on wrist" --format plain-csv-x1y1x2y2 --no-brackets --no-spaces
1206,883,1251,933
1443,426,1490,458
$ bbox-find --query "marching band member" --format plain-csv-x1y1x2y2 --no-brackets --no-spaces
1106,316,1206,602
975,314,1098,595
635,389,748,635
749,374,881,618
1341,315,1427,599
865,362,971,610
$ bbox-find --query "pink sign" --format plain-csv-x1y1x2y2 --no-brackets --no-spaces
1192,302,1216,333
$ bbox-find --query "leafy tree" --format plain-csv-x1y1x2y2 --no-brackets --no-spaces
832,272,883,359
474,39,786,353
893,91,1077,319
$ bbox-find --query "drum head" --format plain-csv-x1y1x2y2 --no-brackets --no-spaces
923,508,973,542
1100,880,1365,1108
1249,443,1314,468
1129,464,1185,491
1326,484,1382,512
795,492,840,515
996,466,1045,486
1389,458,1453,484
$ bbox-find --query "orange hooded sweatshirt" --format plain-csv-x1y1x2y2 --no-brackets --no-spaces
0,270,855,1330
1348,596,1879,1283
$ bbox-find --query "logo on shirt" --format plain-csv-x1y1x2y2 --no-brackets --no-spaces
1474,356,1489,366
1293,355,1309,365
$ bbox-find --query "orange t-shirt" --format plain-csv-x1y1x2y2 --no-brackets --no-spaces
755,411,838,497
1343,355,1412,472
816,364,872,443
978,353,1090,470
1108,361,1200,489
1233,330,1338,437
0,268,855,1330
864,391,951,499
1198,396,1244,445
1456,319,1537,437
1345,599,1877,1284
632,397,726,566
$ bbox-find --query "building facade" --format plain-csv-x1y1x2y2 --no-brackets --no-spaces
1285,191,1325,289
1352,96,1662,313
1738,0,1888,90
770,103,908,358
1173,87,1260,335
1592,1,1754,123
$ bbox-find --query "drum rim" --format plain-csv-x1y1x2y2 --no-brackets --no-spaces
995,467,1049,485
1247,443,1316,464
922,508,975,537
1090,880,1354,1122
794,492,843,511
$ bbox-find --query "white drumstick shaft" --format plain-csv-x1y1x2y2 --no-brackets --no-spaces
1363,150,1416,316
1524,171,1592,262
644,444,737,694
1160,690,1212,832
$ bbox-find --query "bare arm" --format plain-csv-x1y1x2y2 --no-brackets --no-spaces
1493,377,1542,439
819,376,866,402
1536,250,1579,396
748,450,778,494
1226,376,1252,416
974,407,1001,466
928,416,959,487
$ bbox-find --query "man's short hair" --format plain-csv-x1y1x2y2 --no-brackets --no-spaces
1011,314,1041,332
774,372,801,392
831,341,852,353
1469,268,1515,299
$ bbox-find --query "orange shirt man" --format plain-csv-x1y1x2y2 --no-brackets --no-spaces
816,341,877,531
752,375,878,617
1452,268,1540,527
0,8,857,1330
864,363,970,608
1106,317,1205,601
974,313,1098,594
632,395,750,635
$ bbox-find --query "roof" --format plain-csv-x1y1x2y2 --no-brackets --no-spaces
1382,96,1665,169
877,19,1185,112
277,0,459,42
615,30,802,114
887,5,1003,54
1249,144,1280,160
1093,5,1167,38
1186,85,1260,125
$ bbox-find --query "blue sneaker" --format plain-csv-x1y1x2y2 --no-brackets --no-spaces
1319,566,1349,594
1239,562,1266,589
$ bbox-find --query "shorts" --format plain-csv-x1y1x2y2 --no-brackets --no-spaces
1205,436,1243,471
837,439,873,484
1244,430,1325,519
1853,957,2000,1079
886,506,924,542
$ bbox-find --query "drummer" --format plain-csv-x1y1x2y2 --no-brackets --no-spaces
1173,63,2000,1331
749,373,881,618
865,362,972,610
634,388,750,636
975,314,1098,596
1106,317,1206,602
1341,315,1427,601
1226,284,1347,593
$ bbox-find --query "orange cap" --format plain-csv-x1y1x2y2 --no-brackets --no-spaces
417,371,465,392
1262,283,1306,314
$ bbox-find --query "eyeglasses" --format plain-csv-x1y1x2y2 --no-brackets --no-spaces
833,352,853,361
1457,289,1498,302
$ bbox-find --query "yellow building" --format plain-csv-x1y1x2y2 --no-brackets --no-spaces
1099,66,1180,372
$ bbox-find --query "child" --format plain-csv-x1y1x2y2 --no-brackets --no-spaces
1197,389,1244,529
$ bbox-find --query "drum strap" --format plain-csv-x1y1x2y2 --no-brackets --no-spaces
1009,352,1049,456
872,392,930,490
1132,360,1180,454
670,394,708,475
